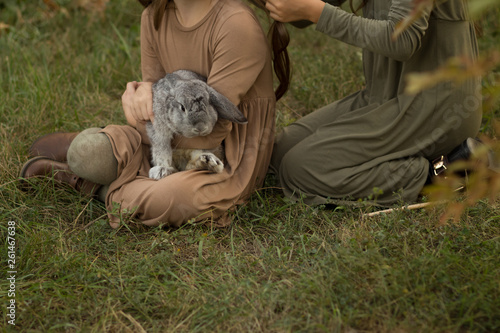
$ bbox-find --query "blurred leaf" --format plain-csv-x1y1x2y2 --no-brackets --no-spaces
43,0,61,11
393,0,500,39
72,0,110,14
405,51,500,94
482,82,500,113
425,134,500,225
439,202,464,224
392,0,434,40
468,0,500,17
42,0,69,17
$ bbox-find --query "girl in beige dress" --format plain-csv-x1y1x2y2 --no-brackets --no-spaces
22,0,290,227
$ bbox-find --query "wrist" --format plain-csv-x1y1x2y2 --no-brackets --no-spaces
308,0,326,23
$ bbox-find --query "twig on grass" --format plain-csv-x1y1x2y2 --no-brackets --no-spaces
363,201,448,217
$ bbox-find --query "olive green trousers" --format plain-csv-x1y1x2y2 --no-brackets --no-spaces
269,103,433,207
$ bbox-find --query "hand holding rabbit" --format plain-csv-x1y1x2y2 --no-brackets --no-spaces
122,81,154,125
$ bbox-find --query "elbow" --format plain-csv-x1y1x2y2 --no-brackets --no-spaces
389,38,421,62
390,27,424,62
373,40,418,62
392,49,416,62
385,20,424,61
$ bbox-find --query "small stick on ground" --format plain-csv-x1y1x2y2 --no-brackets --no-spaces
364,201,447,217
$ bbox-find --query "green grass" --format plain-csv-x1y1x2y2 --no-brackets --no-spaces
1,1,499,332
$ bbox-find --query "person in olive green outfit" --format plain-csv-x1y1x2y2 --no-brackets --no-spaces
267,0,483,206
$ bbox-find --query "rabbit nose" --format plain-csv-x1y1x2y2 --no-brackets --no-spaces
194,123,210,135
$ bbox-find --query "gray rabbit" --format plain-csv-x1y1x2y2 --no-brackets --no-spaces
147,70,247,180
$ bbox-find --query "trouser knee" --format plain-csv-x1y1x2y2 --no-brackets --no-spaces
67,127,118,185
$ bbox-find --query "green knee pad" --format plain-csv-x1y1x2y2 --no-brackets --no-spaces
67,128,118,185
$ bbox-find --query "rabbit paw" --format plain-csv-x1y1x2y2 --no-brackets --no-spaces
198,153,224,173
149,165,176,180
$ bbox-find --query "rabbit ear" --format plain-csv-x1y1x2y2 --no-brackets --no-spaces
207,86,248,124
164,73,182,87
153,73,180,95
173,70,207,82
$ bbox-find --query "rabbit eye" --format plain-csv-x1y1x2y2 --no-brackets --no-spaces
180,104,186,112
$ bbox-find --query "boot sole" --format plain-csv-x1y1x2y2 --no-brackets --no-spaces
18,156,59,189
18,156,51,191
19,156,54,179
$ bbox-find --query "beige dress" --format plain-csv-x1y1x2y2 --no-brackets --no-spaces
270,0,482,206
101,0,276,228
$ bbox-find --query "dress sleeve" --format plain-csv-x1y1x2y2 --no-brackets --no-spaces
140,8,166,83
172,9,270,150
122,9,165,146
316,0,432,61
207,10,269,106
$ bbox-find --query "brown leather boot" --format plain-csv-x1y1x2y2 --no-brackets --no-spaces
19,156,99,196
28,132,80,162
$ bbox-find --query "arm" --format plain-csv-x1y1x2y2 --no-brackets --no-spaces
266,0,325,24
267,0,432,62
317,0,432,61
140,8,166,84
207,11,269,106
119,8,166,145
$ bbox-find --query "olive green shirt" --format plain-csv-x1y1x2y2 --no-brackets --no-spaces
316,0,481,158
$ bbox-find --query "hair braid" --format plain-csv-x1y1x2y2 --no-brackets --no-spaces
248,0,291,100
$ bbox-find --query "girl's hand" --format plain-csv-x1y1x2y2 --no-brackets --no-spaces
266,0,325,24
122,81,154,126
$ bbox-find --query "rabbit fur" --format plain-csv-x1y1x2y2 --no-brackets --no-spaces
147,70,247,180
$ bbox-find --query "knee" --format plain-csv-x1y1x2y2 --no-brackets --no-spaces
139,181,206,227
67,128,118,185
270,131,295,174
277,147,311,190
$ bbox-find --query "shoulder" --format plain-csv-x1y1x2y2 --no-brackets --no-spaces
215,0,257,18
212,0,264,34
141,5,154,21
210,0,267,50
140,5,156,31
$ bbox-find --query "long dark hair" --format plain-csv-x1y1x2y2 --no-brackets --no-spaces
249,0,290,101
137,0,291,101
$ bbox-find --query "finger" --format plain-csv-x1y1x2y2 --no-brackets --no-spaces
265,2,283,21
133,93,149,122
147,101,154,123
122,97,134,123
126,81,139,92
145,94,153,118
137,83,154,121
123,84,134,101
265,1,277,13
269,12,282,22
141,104,150,122
132,99,145,122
